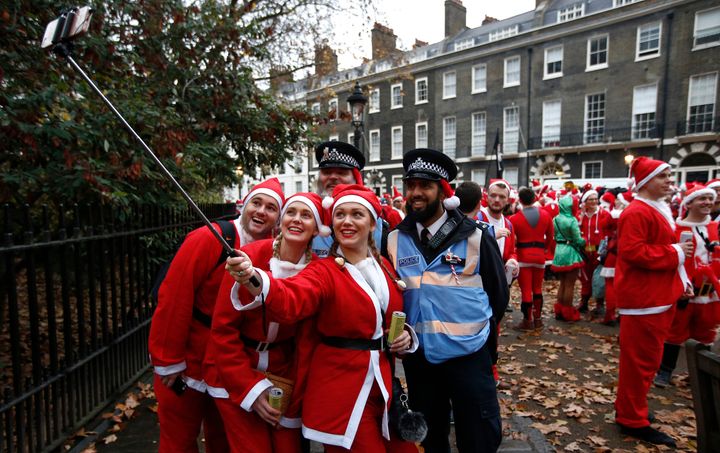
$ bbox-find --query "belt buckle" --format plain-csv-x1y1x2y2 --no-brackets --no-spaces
698,283,712,297
256,342,270,352
379,336,386,351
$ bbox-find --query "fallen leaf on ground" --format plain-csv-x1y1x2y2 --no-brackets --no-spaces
103,434,118,444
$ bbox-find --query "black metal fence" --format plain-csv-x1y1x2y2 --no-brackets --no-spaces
527,125,661,150
0,202,237,452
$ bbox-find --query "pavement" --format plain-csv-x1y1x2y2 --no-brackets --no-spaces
72,363,552,453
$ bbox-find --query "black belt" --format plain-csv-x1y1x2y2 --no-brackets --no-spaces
192,306,212,328
322,336,385,351
517,241,545,249
241,335,289,352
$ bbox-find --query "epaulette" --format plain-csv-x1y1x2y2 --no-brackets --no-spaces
475,220,491,231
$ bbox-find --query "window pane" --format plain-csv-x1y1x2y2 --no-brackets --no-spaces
471,112,487,155
505,57,520,85
688,73,718,133
416,123,428,148
585,93,606,143
392,127,403,159
443,72,456,98
695,8,720,46
503,107,519,153
589,37,608,66
370,131,380,161
391,85,402,108
473,65,487,92
542,101,562,147
443,117,456,159
416,79,428,102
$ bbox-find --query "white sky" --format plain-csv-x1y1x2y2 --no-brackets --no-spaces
332,0,536,70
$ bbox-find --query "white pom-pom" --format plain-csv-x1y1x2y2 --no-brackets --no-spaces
322,196,334,210
318,225,332,237
627,177,635,190
443,195,460,210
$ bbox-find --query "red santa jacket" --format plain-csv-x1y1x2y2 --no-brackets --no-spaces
478,210,517,263
508,207,555,266
237,256,406,449
203,239,315,427
148,220,244,391
381,205,403,230
615,199,685,311
675,219,720,303
579,207,612,250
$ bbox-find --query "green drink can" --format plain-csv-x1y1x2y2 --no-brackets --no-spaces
387,311,406,344
268,387,283,410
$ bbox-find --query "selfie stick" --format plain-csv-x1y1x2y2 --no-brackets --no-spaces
51,42,260,287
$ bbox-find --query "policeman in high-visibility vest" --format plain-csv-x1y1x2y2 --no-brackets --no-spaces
387,149,509,453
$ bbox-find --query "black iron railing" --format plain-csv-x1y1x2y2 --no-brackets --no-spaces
0,202,236,453
676,117,720,136
527,125,661,150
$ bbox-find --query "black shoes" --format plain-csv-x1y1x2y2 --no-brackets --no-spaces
618,424,676,447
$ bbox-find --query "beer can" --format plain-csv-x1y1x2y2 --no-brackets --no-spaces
268,387,283,410
679,231,693,243
387,311,406,344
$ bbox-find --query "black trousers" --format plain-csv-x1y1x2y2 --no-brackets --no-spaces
403,344,502,453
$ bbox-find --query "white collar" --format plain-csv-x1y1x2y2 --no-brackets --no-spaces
635,195,675,231
676,216,711,227
416,210,449,238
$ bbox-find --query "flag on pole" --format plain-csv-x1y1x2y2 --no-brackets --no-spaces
493,128,503,177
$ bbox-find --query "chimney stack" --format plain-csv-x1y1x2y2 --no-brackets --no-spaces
445,0,467,38
482,15,498,25
314,44,338,77
269,67,294,93
371,23,397,60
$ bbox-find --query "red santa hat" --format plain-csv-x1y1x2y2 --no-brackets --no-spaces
488,178,512,194
546,190,557,201
322,184,382,223
617,191,635,207
282,192,331,237
682,183,717,206
600,191,616,207
581,189,598,203
582,182,593,193
707,178,720,190
243,177,285,210
531,179,542,191
628,156,670,192
392,186,404,202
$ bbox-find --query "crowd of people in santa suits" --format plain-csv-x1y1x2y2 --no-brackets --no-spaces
148,139,720,452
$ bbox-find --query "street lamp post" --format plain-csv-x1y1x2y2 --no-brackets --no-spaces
347,81,367,152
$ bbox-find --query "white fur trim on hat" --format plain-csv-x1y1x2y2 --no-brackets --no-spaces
707,180,720,189
332,194,378,221
282,195,329,237
443,195,460,210
682,188,717,206
581,190,598,203
634,162,670,191
246,187,283,210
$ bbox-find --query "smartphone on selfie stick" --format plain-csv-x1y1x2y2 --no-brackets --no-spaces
41,7,260,287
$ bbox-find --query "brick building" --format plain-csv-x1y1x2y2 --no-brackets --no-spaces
275,0,719,195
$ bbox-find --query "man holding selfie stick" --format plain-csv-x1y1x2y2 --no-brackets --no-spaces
613,157,693,447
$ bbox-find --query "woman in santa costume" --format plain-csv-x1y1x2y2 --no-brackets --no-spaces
551,195,585,322
613,157,694,447
599,191,634,326
654,184,720,388
148,178,284,452
577,189,612,316
228,184,419,452
203,192,330,452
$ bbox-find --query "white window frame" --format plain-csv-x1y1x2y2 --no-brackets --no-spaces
295,180,303,194
504,55,521,88
328,98,339,120
504,167,519,187
329,134,339,142
471,169,487,185
443,117,457,159
415,122,428,148
391,83,403,109
557,3,585,23
503,106,520,153
544,45,563,79
369,88,380,114
311,102,320,114
613,0,642,6
472,64,487,94
687,72,718,133
369,129,381,162
586,34,609,71
631,83,658,139
415,77,428,104
489,25,519,42
391,126,403,160
694,7,720,50
636,21,661,61
347,132,354,144
582,161,603,179
584,92,606,144
455,38,474,51
471,112,487,156
542,100,562,147
392,175,404,196
443,71,457,99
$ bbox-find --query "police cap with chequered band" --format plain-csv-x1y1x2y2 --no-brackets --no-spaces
402,148,458,182
314,141,365,170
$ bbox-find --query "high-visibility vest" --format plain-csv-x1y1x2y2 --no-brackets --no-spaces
388,228,492,364
312,223,384,258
